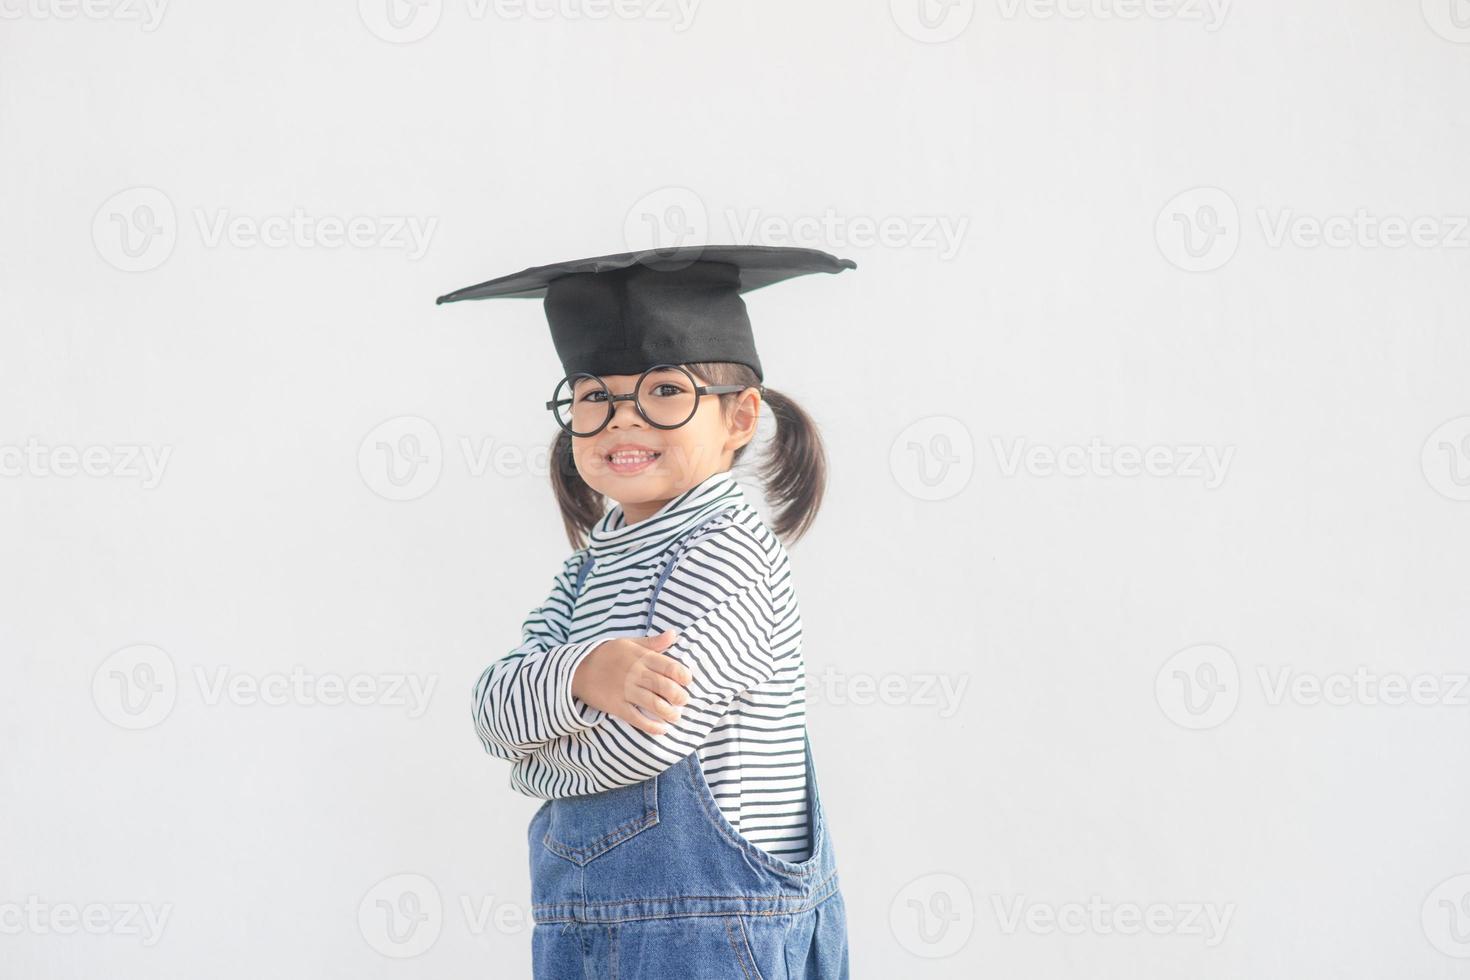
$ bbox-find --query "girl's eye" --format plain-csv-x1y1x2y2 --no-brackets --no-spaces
649,383,683,397
580,390,607,402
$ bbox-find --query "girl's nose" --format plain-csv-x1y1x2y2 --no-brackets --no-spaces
607,394,642,427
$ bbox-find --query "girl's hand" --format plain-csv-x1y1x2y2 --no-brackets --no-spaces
570,630,692,736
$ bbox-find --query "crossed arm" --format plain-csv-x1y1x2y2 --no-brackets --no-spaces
470,551,613,762
472,525,779,799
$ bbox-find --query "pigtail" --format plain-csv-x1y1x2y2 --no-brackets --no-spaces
550,428,603,550
748,384,826,544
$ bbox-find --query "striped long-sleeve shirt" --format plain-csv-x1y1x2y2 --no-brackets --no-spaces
472,468,812,862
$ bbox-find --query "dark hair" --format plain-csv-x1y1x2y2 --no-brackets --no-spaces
549,361,826,549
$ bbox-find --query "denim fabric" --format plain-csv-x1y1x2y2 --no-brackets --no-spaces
526,508,850,978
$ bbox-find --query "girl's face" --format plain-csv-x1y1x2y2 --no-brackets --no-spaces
569,366,760,525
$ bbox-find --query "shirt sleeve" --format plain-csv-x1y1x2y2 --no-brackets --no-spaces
471,552,621,763
510,523,778,798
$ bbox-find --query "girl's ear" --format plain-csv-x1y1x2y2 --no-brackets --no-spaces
725,388,761,451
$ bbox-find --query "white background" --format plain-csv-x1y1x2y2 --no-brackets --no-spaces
4,0,1470,977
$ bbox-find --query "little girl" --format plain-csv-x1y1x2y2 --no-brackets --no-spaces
439,244,855,978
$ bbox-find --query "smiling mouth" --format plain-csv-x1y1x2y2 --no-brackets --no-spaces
607,449,661,463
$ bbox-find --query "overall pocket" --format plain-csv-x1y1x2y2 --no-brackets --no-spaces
540,776,659,866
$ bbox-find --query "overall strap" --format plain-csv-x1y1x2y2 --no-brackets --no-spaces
571,549,595,599
643,506,737,632
569,504,737,612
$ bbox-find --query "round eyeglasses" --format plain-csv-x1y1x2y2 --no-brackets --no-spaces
545,363,764,437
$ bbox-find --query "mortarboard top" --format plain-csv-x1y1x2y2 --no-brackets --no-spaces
434,244,856,383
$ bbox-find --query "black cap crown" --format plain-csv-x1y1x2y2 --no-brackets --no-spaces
435,244,857,382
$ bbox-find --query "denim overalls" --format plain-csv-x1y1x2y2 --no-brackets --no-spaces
527,508,850,979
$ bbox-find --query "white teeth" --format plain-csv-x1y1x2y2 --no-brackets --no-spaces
610,450,658,462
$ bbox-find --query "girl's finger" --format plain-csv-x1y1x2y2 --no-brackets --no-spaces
631,686,683,724
641,671,689,707
632,629,678,650
642,652,693,687
615,702,668,736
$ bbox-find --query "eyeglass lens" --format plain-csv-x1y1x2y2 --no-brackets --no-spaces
553,366,699,435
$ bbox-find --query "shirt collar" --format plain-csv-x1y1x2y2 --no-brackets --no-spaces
587,469,746,566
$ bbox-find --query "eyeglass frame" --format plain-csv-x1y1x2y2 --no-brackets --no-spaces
544,362,766,437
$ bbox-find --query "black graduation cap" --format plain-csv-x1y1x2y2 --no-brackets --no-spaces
434,244,856,382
